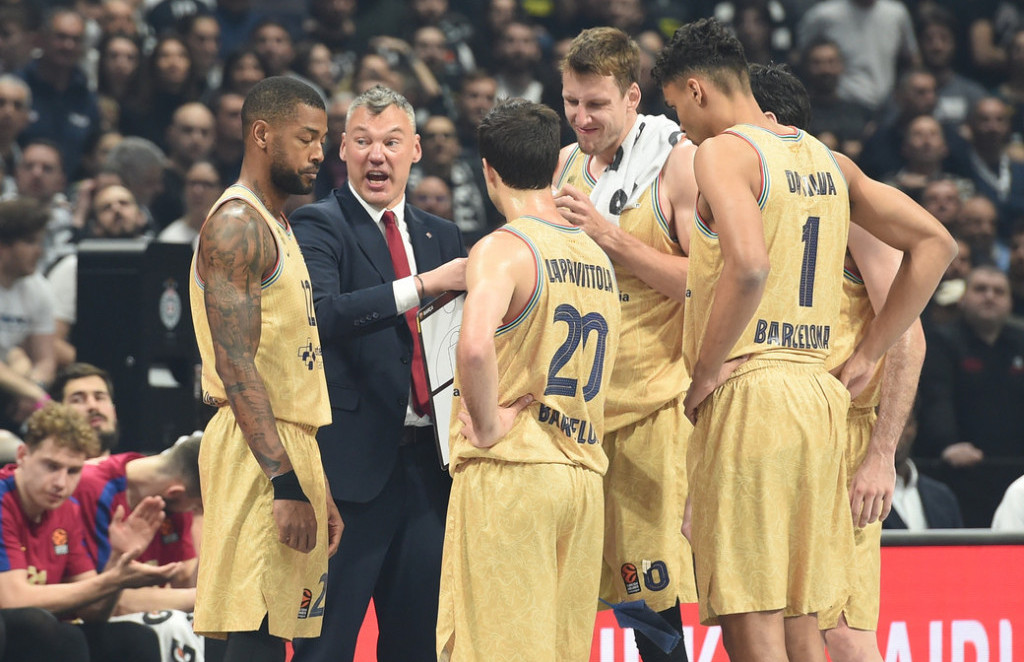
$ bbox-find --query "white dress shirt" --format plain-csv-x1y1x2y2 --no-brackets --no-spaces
348,183,431,427
992,475,1024,531
891,459,929,530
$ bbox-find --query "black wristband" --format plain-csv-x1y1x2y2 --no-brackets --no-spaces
270,470,310,502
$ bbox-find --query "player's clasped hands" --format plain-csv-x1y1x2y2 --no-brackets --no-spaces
941,441,985,467
110,551,183,589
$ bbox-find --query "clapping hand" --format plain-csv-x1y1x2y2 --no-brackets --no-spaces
109,496,166,557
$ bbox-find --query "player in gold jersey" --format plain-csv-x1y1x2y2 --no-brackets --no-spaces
189,77,343,662
437,99,620,662
748,63,929,662
552,28,697,662
655,19,955,662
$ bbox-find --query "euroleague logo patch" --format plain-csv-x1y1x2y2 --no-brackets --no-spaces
297,587,313,619
621,563,641,594
51,528,69,556
621,560,671,594
297,574,327,619
160,518,180,544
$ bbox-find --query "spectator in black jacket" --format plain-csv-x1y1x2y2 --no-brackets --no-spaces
917,264,1024,525
918,265,1024,462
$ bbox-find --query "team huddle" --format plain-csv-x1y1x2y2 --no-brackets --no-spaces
428,20,951,662
181,16,954,662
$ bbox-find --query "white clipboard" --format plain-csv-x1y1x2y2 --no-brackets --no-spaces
416,290,464,470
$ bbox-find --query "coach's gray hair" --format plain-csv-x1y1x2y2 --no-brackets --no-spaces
0,74,30,108
346,85,416,131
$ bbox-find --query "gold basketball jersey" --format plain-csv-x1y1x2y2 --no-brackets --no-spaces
825,263,883,409
684,125,850,370
190,184,330,429
555,146,687,431
449,216,621,474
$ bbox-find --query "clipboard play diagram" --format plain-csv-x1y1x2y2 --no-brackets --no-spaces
416,290,464,469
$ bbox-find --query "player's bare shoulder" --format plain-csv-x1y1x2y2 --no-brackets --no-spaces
198,197,277,280
692,132,762,194
660,137,698,249
830,151,861,183
469,224,533,266
831,150,881,218
661,137,696,178
554,143,579,185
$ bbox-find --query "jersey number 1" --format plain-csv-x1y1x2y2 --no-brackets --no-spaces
545,304,609,402
799,216,820,307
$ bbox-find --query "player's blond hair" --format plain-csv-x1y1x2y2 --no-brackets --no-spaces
563,27,641,95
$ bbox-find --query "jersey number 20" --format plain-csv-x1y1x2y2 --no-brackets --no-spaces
544,304,609,402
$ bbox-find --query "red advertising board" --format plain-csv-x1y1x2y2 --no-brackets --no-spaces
346,544,1024,661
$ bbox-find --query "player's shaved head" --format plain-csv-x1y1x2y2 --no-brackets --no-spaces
241,75,326,135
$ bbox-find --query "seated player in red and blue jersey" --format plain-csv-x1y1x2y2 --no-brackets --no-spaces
73,432,202,615
0,403,180,661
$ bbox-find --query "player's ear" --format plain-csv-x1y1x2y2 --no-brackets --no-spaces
626,82,641,111
764,111,778,123
164,484,186,501
251,119,270,150
481,158,499,188
15,442,27,466
688,78,703,104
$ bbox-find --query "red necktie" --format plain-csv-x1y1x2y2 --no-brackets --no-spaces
382,210,431,417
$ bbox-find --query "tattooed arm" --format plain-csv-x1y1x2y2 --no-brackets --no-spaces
197,200,317,553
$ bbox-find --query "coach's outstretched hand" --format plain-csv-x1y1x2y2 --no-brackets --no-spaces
420,257,468,297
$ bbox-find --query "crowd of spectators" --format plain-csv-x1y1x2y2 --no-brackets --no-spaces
0,0,1023,635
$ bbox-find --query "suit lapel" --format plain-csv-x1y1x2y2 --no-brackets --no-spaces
406,206,441,273
918,479,942,528
884,509,908,529
336,187,394,281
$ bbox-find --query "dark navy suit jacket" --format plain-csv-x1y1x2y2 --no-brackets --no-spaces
883,472,964,529
290,184,466,503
